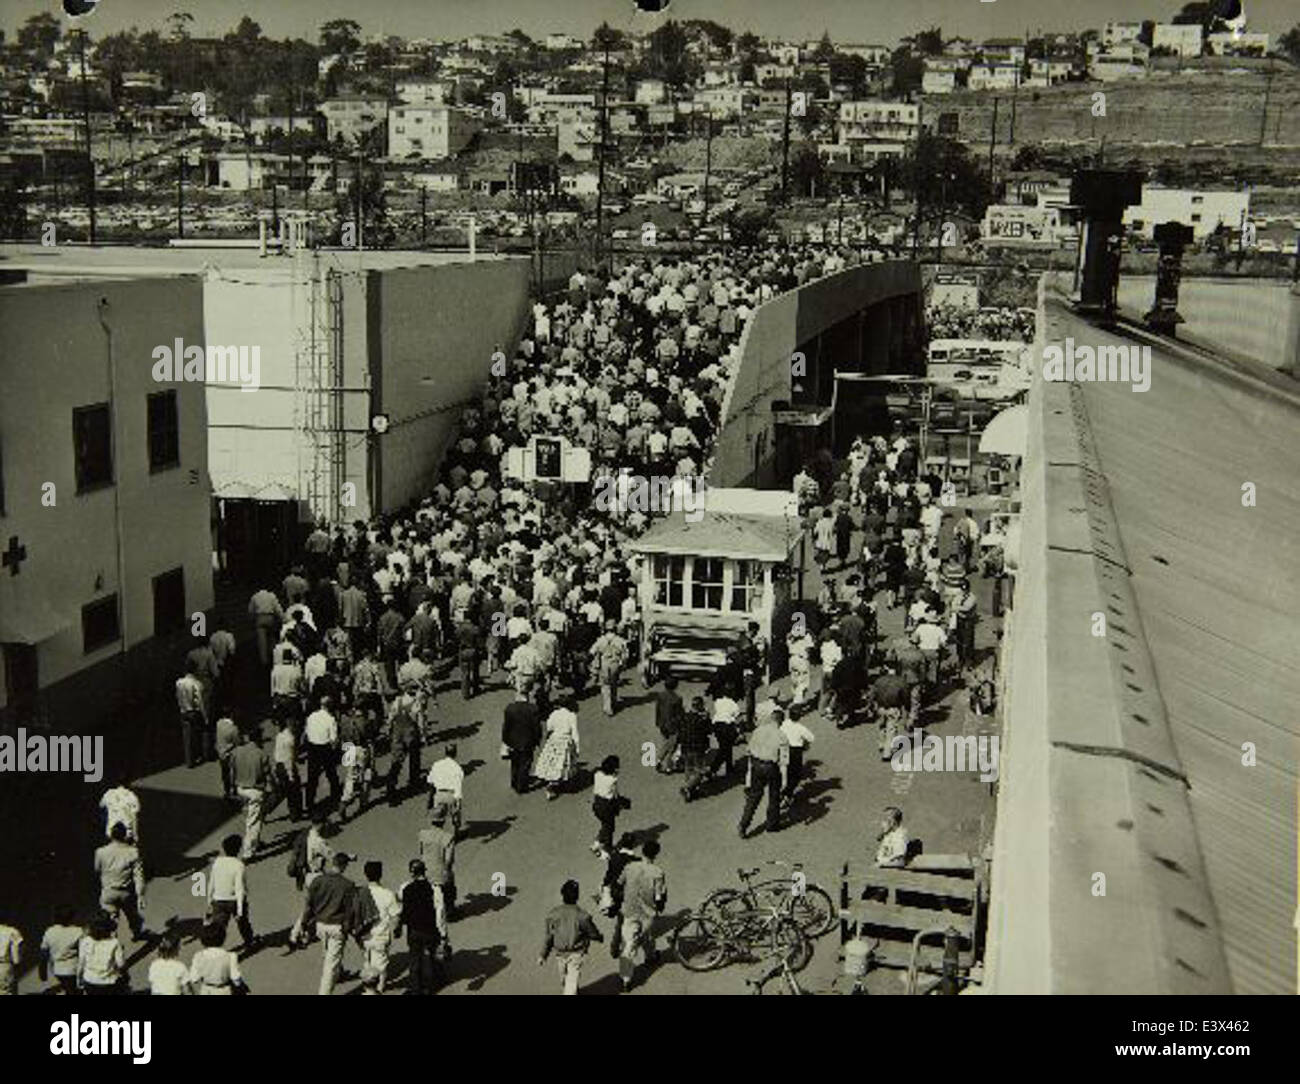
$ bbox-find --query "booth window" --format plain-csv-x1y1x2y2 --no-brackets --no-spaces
691,556,725,611
731,560,763,613
654,555,685,606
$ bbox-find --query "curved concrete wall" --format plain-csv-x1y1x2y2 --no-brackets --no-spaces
709,260,923,487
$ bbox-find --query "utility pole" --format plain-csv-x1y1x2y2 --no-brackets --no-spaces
420,184,427,244
76,29,96,244
780,77,792,204
988,97,999,190
702,106,714,231
594,41,611,271
1259,65,1273,147
176,154,184,238
356,145,365,252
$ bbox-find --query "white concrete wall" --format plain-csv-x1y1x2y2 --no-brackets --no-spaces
0,277,213,705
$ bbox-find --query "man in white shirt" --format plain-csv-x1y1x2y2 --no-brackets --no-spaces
207,833,255,952
875,806,910,868
304,696,341,818
360,860,402,994
100,779,141,843
426,744,465,832
777,700,816,804
913,619,948,687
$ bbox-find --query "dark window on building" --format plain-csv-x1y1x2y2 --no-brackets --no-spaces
147,390,180,472
73,403,113,493
82,594,121,654
152,567,186,637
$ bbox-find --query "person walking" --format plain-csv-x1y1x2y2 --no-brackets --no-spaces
590,755,631,860
395,859,443,995
778,704,815,806
737,712,789,839
386,690,424,806
147,932,191,995
418,808,458,927
678,695,713,802
358,861,401,995
534,697,581,800
188,921,249,995
653,676,684,774
271,711,303,823
77,913,126,995
215,716,241,800
538,879,604,995
99,776,141,843
94,822,148,941
38,906,83,995
426,743,465,833
303,695,342,817
230,728,273,858
456,614,483,700
616,839,667,992
502,692,541,794
589,620,629,716
248,585,285,668
705,693,740,780
298,851,357,995
206,833,256,955
175,658,208,769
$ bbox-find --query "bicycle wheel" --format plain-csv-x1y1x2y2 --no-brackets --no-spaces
699,888,749,925
751,880,838,939
769,916,813,972
672,912,729,972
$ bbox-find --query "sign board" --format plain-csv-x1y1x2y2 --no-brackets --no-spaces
504,436,593,484
981,205,1063,248
929,269,980,311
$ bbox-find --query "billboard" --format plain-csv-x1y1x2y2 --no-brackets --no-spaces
981,205,1063,248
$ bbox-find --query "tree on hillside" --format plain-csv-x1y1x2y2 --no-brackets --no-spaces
1279,25,1300,64
1139,20,1156,47
320,18,361,56
167,12,194,41
592,22,627,53
686,19,733,53
813,32,836,63
17,12,61,57
900,132,991,219
890,47,924,97
915,27,945,57
829,53,869,98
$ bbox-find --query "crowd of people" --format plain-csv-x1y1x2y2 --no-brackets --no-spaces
1,240,1005,997
926,303,1035,344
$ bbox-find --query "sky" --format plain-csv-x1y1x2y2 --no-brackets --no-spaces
4,0,1297,46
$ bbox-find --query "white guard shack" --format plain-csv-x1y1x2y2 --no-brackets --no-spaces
631,488,801,678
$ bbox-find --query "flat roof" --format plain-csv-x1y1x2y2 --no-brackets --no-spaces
0,243,512,284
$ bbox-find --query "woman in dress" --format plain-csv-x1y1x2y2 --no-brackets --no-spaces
533,696,581,801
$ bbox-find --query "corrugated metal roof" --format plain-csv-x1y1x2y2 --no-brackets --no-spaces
1068,311,1300,994
631,511,798,562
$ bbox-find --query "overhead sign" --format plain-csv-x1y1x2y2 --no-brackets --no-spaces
505,436,592,484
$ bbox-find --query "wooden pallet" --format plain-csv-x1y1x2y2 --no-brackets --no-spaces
839,856,984,974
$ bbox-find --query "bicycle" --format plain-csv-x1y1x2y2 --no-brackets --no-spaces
700,861,838,940
672,874,811,974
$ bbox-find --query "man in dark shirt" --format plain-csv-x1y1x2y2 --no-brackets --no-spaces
377,598,407,690
300,852,357,995
456,617,482,700
395,859,443,995
538,879,604,995
502,694,542,794
678,696,713,802
871,662,912,760
653,676,684,773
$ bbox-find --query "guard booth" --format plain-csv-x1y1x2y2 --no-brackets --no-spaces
631,489,801,682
